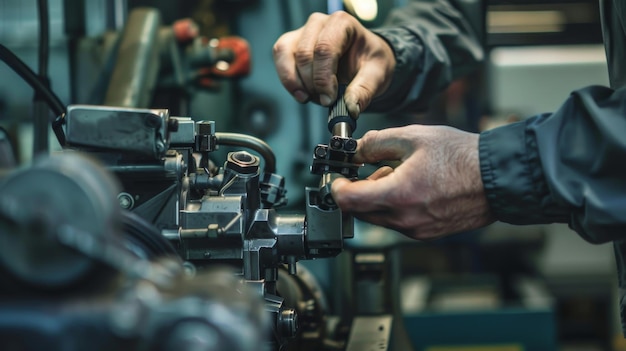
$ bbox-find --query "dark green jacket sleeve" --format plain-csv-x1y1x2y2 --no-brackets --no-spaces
368,0,484,113
479,85,626,244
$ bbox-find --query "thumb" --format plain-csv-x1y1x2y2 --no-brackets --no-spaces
354,129,413,164
331,172,394,212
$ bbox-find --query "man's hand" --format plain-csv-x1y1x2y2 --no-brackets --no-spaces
273,11,395,118
331,125,495,240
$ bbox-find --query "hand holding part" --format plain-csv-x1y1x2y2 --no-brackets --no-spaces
331,125,495,240
273,11,395,118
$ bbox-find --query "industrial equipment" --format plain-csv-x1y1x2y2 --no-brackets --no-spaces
0,49,373,348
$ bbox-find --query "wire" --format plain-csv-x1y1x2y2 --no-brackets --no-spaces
34,0,51,154
37,0,49,78
0,45,63,115
0,44,66,145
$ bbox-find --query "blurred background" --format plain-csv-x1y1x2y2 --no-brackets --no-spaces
0,0,618,350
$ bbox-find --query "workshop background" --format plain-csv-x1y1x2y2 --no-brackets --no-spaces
0,0,619,350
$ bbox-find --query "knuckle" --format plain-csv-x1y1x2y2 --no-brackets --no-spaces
272,31,296,57
329,10,354,22
294,49,314,67
307,12,327,24
313,40,336,60
361,130,379,143
272,41,285,57
312,75,331,90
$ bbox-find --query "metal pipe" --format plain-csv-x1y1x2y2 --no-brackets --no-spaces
104,7,161,108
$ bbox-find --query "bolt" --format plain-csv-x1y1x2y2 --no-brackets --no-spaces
344,138,357,152
203,251,211,258
118,192,134,210
314,146,327,158
330,137,343,150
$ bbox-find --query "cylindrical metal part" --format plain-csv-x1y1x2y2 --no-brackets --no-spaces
278,308,298,338
215,132,276,174
332,122,351,138
104,8,161,108
318,173,341,208
327,84,356,134
161,228,181,242
225,151,260,175
0,153,122,288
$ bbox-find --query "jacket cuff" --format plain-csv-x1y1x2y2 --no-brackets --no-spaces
479,118,556,224
369,27,424,111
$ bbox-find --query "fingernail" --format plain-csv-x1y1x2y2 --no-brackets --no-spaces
294,90,309,103
347,102,361,119
320,94,332,106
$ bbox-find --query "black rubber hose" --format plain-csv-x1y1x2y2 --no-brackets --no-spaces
34,0,51,154
215,132,277,174
37,0,49,78
0,45,63,115
0,44,66,145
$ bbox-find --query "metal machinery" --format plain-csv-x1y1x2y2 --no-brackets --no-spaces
65,92,359,348
0,81,376,350
0,2,404,349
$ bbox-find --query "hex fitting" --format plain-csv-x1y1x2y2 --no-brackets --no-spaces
225,151,260,174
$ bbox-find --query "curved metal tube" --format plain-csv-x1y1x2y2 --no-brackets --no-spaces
215,132,277,174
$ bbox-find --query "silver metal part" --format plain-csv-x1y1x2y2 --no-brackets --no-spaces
65,105,171,159
0,153,122,288
332,122,351,138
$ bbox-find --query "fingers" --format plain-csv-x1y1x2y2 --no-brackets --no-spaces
366,165,394,180
353,129,413,164
273,30,308,103
295,13,328,100
312,11,358,106
344,32,395,118
331,170,395,212
274,12,363,106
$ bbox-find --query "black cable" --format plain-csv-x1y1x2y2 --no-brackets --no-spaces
34,0,51,154
0,44,66,145
0,45,63,115
37,0,49,78
215,132,277,174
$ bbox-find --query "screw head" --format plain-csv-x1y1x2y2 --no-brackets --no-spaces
118,192,135,210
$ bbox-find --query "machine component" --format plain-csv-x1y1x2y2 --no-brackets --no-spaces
0,153,121,290
104,7,162,108
60,103,354,350
65,105,172,159
0,152,268,351
311,85,361,179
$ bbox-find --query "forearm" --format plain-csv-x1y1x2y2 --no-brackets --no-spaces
480,85,626,243
368,0,483,112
